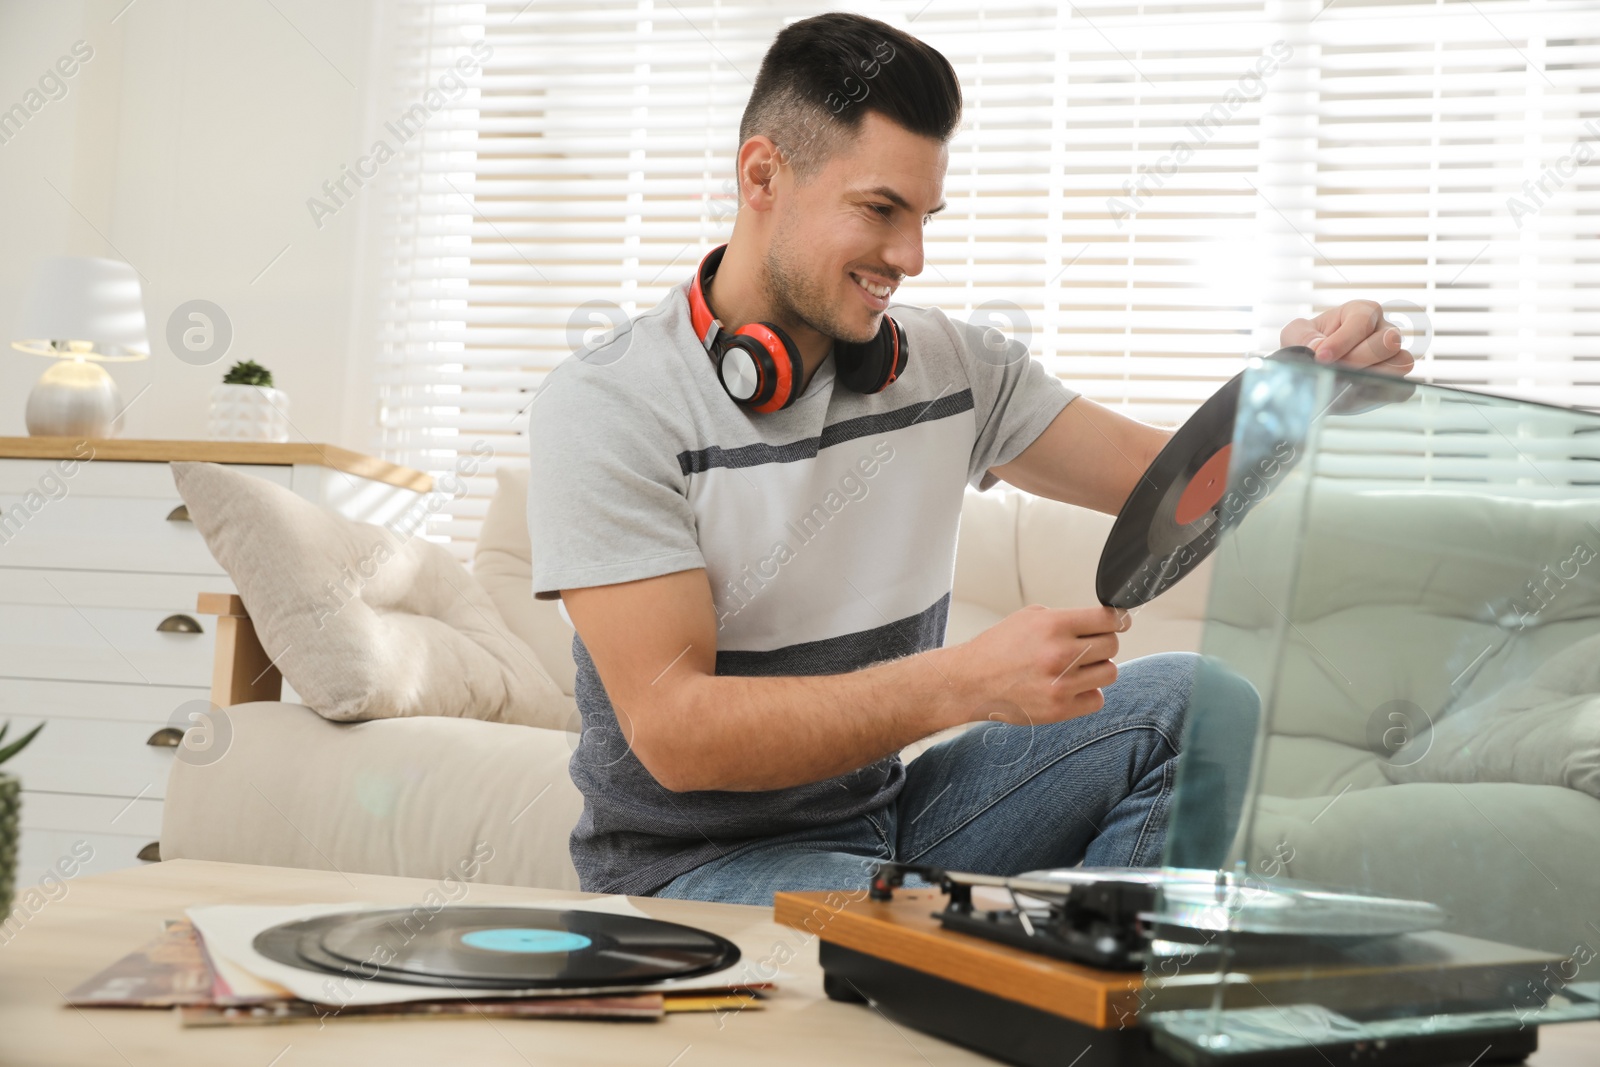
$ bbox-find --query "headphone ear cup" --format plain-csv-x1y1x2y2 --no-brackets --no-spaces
745,321,806,412
714,336,768,405
835,316,907,395
733,321,805,412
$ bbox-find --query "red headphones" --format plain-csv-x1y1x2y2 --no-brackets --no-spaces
687,244,908,413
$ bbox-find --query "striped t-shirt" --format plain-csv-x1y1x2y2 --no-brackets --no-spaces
527,274,1079,895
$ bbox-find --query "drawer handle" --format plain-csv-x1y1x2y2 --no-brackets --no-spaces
156,614,204,634
166,504,191,522
137,841,161,863
146,727,185,748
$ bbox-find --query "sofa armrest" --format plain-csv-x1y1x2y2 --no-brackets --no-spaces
196,592,282,708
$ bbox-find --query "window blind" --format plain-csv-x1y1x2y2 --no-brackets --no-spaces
367,0,1600,553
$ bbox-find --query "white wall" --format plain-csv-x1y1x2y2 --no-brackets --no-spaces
0,0,379,447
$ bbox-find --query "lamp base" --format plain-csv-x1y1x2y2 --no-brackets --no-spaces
24,359,123,438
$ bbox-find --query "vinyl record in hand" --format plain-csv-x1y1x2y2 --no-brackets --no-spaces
1096,347,1313,608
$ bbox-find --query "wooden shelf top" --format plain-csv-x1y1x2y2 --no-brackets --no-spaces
0,437,432,492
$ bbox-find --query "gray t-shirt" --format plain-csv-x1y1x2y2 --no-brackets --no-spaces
527,276,1078,895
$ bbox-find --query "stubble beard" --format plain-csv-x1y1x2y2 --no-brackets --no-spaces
762,219,881,347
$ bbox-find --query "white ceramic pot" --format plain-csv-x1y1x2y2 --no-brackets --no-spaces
208,383,290,442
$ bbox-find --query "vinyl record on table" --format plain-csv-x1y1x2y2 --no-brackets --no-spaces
252,913,346,974
1095,347,1314,608
253,906,740,989
254,911,523,989
250,911,475,989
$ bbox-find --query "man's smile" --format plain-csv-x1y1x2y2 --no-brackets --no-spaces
849,270,897,309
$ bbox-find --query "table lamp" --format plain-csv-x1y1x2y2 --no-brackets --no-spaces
11,256,149,438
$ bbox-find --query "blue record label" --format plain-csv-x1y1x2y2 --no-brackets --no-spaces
460,928,594,954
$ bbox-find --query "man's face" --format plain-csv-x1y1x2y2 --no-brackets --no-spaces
762,110,948,345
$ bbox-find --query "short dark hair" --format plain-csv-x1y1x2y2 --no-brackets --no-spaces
738,13,962,184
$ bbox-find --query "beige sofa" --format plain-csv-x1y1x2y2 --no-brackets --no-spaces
162,471,1600,955
160,472,1210,892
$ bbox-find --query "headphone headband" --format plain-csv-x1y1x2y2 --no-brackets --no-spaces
687,244,728,352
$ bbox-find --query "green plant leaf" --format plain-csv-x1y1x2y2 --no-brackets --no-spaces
222,359,274,388
0,721,44,767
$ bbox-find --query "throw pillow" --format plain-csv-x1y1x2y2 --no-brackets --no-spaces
172,462,568,728
473,468,579,700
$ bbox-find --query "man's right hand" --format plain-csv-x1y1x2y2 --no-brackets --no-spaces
948,605,1130,727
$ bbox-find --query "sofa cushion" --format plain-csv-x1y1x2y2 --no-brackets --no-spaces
943,598,1006,647
1244,782,1600,955
173,462,568,728
161,702,584,891
474,468,579,702
1015,492,1214,662
952,487,1025,618
1288,488,1600,625
1255,734,1389,799
1384,631,1600,799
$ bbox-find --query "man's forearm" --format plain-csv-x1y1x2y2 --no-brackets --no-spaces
634,646,974,793
990,398,1173,514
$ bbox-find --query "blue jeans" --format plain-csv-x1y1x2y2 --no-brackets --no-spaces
652,651,1259,906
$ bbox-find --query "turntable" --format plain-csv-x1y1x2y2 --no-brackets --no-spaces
776,863,1562,1067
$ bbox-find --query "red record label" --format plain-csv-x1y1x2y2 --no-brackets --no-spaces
1174,444,1232,527
1097,347,1317,608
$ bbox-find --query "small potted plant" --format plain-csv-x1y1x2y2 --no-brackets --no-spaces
1,721,45,918
208,360,290,442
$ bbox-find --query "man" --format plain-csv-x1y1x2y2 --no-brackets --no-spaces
527,13,1414,905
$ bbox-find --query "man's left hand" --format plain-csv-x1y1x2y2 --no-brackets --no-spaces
1281,300,1416,377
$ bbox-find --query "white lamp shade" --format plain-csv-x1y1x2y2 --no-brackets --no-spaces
12,256,149,361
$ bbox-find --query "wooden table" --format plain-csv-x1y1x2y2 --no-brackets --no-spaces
2,860,1594,1066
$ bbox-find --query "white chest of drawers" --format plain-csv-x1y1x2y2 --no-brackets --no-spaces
0,438,428,892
